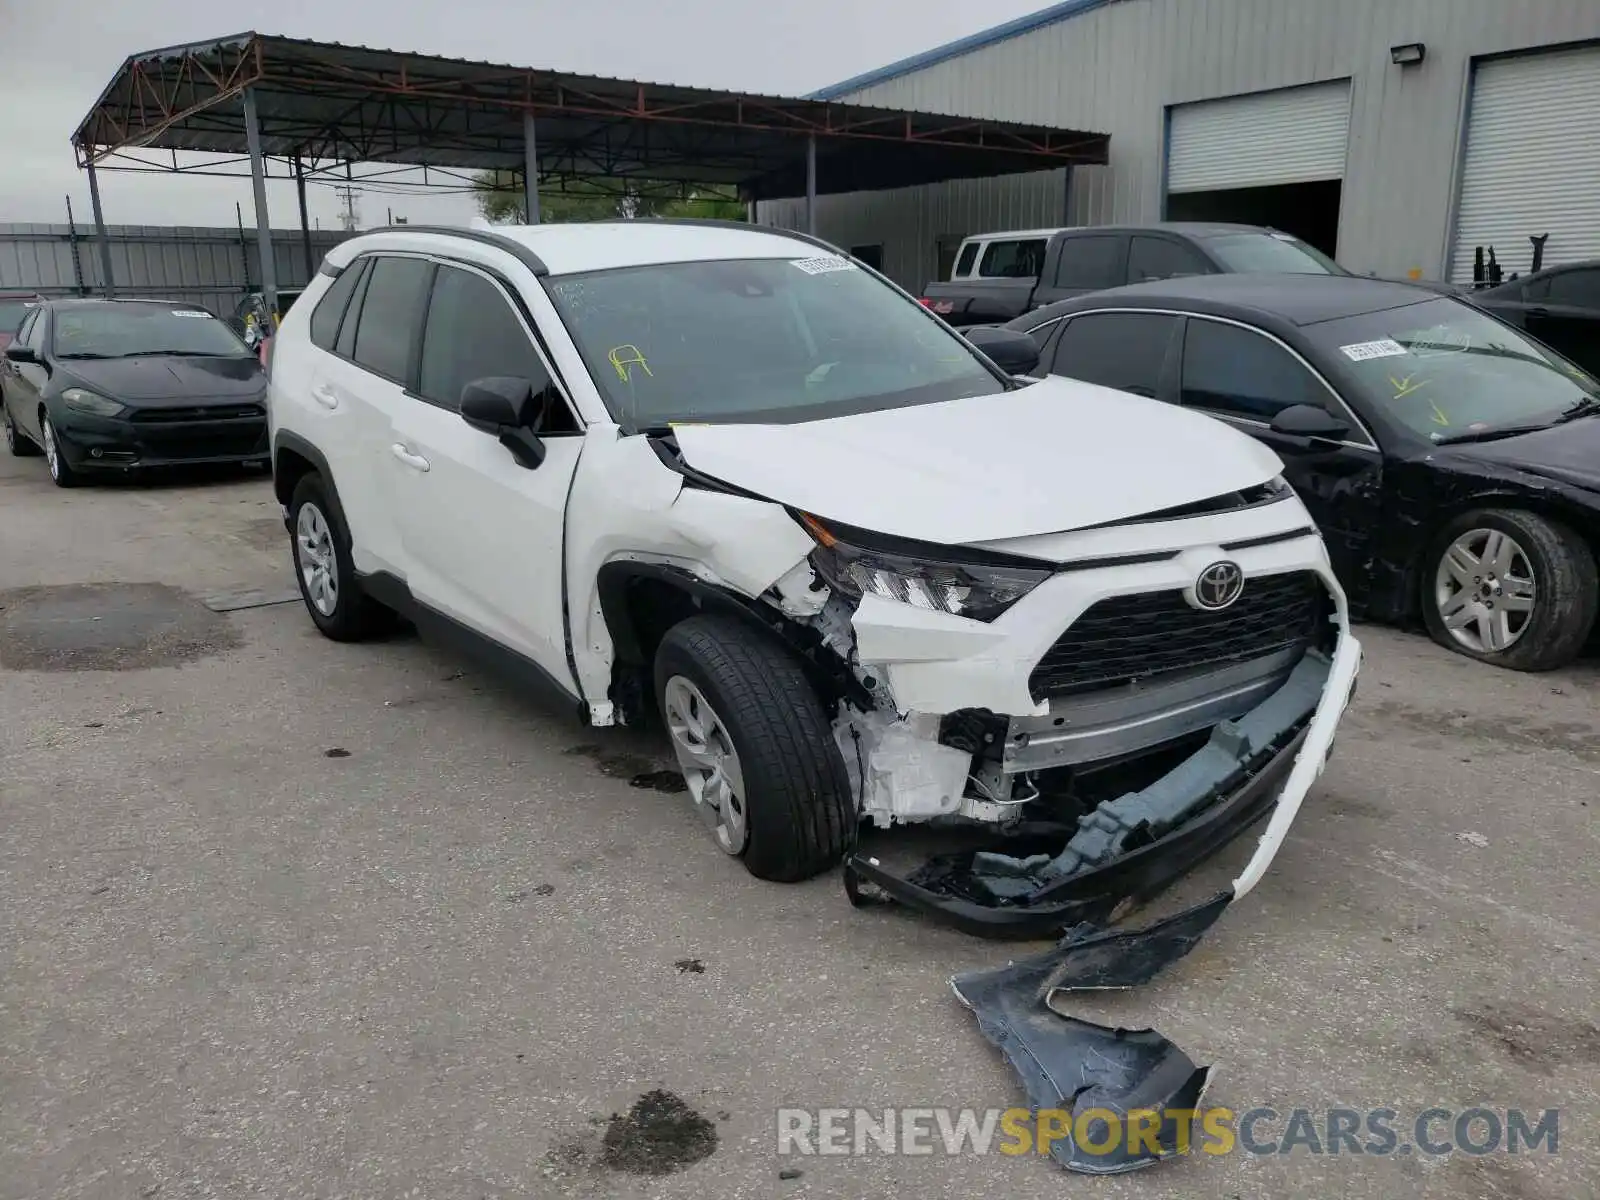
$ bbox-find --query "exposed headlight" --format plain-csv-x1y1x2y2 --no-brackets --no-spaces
797,512,1051,622
61,387,124,417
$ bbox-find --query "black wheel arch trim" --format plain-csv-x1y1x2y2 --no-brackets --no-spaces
596,560,873,711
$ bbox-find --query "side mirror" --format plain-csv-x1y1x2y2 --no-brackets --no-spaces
460,376,546,469
5,344,37,364
1269,403,1350,442
963,325,1042,377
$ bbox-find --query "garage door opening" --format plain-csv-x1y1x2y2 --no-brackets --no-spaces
1166,179,1342,258
1166,81,1351,261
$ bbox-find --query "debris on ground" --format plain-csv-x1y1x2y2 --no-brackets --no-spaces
1456,830,1490,848
600,1090,718,1175
674,958,706,974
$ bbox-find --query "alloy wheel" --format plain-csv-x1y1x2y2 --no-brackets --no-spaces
295,502,340,617
662,675,749,855
1434,528,1536,654
41,417,59,480
3,408,14,452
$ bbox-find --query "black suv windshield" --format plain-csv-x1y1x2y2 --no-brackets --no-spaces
1308,297,1600,440
51,305,251,359
543,255,1004,429
1204,232,1344,275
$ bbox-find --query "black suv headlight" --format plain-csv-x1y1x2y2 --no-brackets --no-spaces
61,387,125,417
797,512,1051,622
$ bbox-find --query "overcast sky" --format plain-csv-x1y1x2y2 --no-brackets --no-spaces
0,0,1045,231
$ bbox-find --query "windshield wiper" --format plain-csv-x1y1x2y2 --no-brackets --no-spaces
1553,397,1600,423
121,350,237,358
55,351,119,360
1434,423,1558,445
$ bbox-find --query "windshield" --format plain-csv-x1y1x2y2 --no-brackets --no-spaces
542,255,1004,429
1308,297,1600,440
50,305,250,359
1204,232,1343,275
0,300,34,334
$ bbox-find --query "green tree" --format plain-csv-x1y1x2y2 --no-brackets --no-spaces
472,171,745,224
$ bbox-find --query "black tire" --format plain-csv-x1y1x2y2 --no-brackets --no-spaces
288,473,396,642
1421,508,1598,672
40,413,81,488
654,614,856,882
3,403,40,457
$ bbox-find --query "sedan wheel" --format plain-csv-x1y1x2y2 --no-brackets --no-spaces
1433,527,1536,654
40,415,79,487
662,674,749,855
1423,508,1598,672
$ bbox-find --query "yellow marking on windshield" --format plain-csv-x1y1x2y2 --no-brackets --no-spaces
1389,372,1432,400
1429,399,1450,426
608,345,653,382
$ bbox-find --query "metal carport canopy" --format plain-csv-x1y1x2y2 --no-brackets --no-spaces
70,32,1108,310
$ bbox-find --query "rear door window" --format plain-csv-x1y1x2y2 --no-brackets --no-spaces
1052,235,1128,290
309,258,369,352
978,238,1047,279
1127,236,1210,283
351,255,432,384
1049,311,1182,397
953,242,979,278
1545,268,1600,308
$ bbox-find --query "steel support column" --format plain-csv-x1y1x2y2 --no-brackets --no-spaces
1061,165,1075,225
523,113,541,225
294,155,314,279
242,86,278,320
85,159,115,298
805,135,817,235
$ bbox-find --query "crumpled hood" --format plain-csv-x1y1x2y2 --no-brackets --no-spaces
58,355,265,405
670,375,1284,545
1431,416,1600,495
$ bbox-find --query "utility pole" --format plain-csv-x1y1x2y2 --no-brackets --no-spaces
333,183,361,232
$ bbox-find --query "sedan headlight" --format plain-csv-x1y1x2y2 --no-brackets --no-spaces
797,512,1051,622
60,387,125,417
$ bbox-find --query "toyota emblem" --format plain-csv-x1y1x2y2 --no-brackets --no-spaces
1192,561,1245,611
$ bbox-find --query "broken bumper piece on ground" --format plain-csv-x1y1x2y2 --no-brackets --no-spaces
844,652,1336,940
949,895,1230,1174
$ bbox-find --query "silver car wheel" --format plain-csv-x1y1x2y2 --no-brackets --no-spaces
42,417,59,479
662,675,749,855
295,502,340,617
3,408,15,452
1435,527,1536,654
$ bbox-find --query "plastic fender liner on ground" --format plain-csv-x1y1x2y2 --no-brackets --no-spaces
951,944,1214,1174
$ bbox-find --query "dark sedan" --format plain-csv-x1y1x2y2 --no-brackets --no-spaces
1,299,268,487
999,274,1600,672
1470,259,1600,378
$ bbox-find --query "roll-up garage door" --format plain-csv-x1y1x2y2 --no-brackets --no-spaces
1450,46,1600,283
1167,81,1352,194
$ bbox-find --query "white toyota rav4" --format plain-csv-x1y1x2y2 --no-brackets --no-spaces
267,220,1360,928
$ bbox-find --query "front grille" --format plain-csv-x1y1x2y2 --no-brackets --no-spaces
129,403,264,423
1029,570,1325,699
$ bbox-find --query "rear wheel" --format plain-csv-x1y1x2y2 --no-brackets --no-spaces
289,473,396,641
1422,508,1598,671
654,615,856,882
3,403,40,457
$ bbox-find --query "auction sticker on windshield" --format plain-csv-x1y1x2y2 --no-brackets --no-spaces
171,310,212,318
791,256,857,275
1339,339,1408,362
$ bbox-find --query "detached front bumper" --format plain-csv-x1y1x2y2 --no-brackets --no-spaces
845,629,1361,939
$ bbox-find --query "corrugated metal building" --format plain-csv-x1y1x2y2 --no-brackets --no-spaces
0,224,352,317
758,0,1600,290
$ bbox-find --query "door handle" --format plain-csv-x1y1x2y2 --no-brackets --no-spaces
312,384,339,410
390,443,430,472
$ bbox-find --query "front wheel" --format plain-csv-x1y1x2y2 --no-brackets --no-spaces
1422,508,1598,671
654,615,856,882
40,413,80,487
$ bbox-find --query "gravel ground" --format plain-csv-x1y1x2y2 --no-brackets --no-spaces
1,449,1596,1200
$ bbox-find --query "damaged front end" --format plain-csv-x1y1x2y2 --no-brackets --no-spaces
785,505,1362,943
